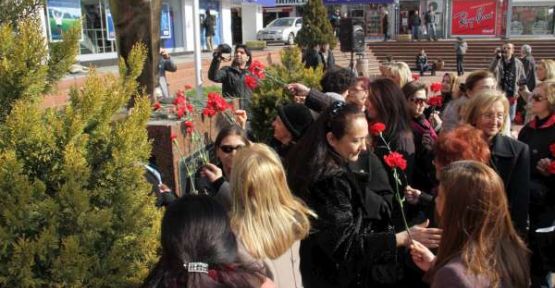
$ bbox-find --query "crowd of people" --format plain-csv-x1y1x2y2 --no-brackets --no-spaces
146,43,555,288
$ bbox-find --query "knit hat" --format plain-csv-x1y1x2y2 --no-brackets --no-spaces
276,103,314,140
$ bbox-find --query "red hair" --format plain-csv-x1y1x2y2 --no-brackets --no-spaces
434,125,490,168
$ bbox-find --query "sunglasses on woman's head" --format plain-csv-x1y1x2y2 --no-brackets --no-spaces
219,145,244,154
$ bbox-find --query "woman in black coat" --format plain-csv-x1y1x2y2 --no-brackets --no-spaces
517,81,555,288
287,103,440,288
462,90,530,236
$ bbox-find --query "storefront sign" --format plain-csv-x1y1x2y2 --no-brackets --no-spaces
275,0,307,6
323,0,393,3
451,0,496,35
46,0,83,42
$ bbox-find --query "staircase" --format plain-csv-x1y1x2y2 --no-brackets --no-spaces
334,45,381,76
367,39,555,72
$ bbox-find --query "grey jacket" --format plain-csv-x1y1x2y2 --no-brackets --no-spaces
489,56,526,98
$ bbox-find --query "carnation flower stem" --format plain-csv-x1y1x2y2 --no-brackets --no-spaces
379,133,413,243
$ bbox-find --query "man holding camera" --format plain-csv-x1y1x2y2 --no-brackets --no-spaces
159,48,177,98
489,43,526,121
208,44,253,110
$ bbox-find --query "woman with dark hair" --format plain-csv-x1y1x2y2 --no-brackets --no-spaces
403,81,437,193
287,102,439,288
410,161,530,288
201,125,250,209
141,195,273,288
346,76,369,112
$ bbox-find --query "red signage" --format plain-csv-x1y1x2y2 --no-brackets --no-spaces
451,0,497,35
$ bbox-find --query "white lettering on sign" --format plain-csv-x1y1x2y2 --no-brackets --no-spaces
454,7,494,29
275,0,307,5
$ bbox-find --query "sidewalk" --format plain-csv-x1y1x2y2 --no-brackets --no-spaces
43,45,286,108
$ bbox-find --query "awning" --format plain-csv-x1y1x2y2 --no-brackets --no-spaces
323,0,393,4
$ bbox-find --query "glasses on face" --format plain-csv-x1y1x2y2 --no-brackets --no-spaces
219,145,244,154
481,112,505,121
409,98,427,105
531,94,545,102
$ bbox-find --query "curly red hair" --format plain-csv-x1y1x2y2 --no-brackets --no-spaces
434,125,491,168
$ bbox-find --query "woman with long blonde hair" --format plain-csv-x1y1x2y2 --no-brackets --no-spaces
410,160,530,287
230,143,315,288
384,61,412,87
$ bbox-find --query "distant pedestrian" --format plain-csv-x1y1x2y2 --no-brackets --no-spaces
409,10,421,41
489,42,526,121
330,9,341,37
203,9,215,51
520,44,536,91
455,37,468,76
319,43,335,71
158,48,177,98
424,4,437,41
382,7,390,41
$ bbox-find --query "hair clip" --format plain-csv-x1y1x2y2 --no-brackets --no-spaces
184,262,209,274
329,101,346,118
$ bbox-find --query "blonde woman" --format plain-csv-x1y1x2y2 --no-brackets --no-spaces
385,61,412,87
520,59,555,123
461,89,530,235
230,143,315,288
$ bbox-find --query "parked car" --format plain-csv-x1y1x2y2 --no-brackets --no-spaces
256,17,302,45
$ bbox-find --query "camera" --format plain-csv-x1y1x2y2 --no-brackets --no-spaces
217,43,232,54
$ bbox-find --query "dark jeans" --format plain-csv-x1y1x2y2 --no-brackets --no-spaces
418,64,434,75
456,54,464,76
384,32,389,41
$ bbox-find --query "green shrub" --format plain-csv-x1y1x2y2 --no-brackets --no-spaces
250,46,323,141
0,25,161,288
246,40,267,50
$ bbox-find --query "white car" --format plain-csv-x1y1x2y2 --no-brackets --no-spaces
257,17,303,45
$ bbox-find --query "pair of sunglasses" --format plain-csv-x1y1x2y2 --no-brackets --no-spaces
409,98,427,105
531,94,545,102
219,145,244,154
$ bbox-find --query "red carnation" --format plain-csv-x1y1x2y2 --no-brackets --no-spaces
549,143,555,157
427,96,443,108
186,103,194,113
548,161,555,175
244,74,258,90
152,102,161,111
202,107,217,118
369,122,386,135
183,120,194,134
184,84,193,90
384,152,407,171
412,73,420,81
176,106,186,118
430,82,442,93
248,60,265,79
170,133,177,142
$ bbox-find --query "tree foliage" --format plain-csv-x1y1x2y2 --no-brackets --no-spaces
0,29,162,288
0,11,79,122
295,0,336,49
250,46,323,141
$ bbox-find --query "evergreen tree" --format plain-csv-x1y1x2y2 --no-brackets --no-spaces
0,16,79,122
295,0,336,49
0,5,162,287
250,46,323,141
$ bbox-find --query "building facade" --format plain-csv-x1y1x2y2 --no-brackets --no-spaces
42,0,269,62
323,0,554,39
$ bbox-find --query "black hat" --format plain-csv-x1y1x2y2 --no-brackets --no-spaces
276,103,314,140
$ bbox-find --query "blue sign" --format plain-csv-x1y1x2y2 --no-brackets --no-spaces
160,3,172,39
105,7,115,41
46,0,82,42
243,0,277,6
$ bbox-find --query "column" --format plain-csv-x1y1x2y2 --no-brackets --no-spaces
241,2,264,42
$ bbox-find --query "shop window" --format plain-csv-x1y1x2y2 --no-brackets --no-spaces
511,6,555,35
